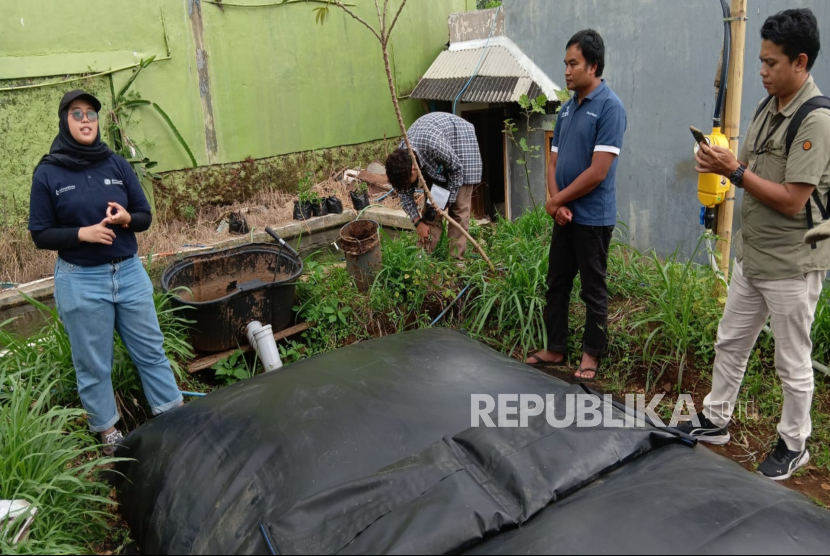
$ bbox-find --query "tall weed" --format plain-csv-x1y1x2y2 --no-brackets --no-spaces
465,207,552,355
626,237,722,392
0,368,116,554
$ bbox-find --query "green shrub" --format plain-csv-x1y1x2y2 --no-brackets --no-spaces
0,368,118,555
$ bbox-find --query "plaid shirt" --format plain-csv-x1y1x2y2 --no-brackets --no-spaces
397,112,483,221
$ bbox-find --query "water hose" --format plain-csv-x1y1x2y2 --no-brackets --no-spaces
452,5,502,115
713,0,732,127
260,523,278,555
430,282,472,326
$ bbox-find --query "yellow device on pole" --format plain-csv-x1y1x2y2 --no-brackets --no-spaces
695,127,731,207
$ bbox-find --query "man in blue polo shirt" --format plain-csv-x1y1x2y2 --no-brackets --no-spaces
525,29,626,382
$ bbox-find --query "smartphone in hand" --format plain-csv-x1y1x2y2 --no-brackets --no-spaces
690,126,708,145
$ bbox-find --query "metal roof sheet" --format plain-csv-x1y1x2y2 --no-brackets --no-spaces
410,41,557,104
410,75,543,104
423,46,529,80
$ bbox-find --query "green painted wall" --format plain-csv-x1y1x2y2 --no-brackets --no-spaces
0,0,470,216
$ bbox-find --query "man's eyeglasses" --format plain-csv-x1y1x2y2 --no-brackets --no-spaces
69,110,99,122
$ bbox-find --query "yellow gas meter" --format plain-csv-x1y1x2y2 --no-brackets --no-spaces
696,127,732,208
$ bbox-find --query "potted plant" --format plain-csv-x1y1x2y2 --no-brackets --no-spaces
326,195,344,214
310,191,329,217
294,173,315,220
350,180,370,211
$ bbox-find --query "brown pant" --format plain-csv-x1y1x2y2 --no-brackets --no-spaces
420,184,474,259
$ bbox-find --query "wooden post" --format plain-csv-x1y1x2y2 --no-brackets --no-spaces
716,0,748,286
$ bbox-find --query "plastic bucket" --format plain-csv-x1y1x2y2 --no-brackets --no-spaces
338,220,382,292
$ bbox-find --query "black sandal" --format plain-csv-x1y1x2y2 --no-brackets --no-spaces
574,365,600,383
526,352,567,369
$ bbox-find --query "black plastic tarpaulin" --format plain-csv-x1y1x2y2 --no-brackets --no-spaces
115,329,830,554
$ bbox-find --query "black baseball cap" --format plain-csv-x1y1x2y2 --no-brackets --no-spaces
59,89,102,114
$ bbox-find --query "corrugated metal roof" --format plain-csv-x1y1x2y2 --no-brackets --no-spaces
423,47,529,80
411,76,543,104
410,41,557,104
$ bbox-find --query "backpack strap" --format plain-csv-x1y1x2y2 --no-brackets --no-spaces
785,96,830,154
781,96,830,248
806,189,830,249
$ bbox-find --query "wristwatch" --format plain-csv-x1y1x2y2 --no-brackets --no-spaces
729,164,746,187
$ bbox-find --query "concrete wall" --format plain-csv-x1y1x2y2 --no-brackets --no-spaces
0,0,469,215
505,0,830,257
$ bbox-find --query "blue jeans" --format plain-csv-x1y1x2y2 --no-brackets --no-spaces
54,255,183,432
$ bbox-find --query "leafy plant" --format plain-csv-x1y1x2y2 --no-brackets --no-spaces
503,94,548,210
353,180,368,195
0,368,118,554
182,204,197,221
369,230,458,328
464,206,552,355
107,56,198,170
297,172,317,204
812,286,830,366
295,259,368,351
211,350,258,385
626,236,722,393
278,340,307,365
323,304,352,325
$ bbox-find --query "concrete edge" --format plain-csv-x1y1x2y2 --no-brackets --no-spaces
0,207,414,311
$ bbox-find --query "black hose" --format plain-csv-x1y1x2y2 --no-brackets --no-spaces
713,0,732,127
265,227,300,259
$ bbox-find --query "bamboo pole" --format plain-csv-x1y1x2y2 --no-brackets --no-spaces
716,0,748,286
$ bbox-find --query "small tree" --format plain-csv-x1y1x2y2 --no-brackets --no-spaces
313,0,495,271
503,93,547,211
107,56,198,210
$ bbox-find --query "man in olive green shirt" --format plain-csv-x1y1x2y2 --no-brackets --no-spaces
680,9,830,481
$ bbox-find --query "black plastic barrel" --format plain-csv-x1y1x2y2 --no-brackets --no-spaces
161,243,303,353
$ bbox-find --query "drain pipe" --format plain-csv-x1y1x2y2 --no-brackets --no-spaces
246,321,283,372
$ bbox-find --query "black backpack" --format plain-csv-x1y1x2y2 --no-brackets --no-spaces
752,95,830,248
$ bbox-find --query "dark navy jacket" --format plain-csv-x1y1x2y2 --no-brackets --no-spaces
28,155,151,267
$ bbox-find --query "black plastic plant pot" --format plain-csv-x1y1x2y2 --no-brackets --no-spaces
350,191,370,211
311,201,329,217
293,200,313,220
326,196,344,214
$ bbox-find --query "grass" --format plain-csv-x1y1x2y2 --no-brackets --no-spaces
0,283,197,554
0,367,118,554
464,208,550,355
0,290,195,430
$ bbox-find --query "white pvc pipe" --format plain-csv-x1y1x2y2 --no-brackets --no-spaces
246,321,283,373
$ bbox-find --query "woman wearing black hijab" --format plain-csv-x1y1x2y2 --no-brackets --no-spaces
29,90,183,455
